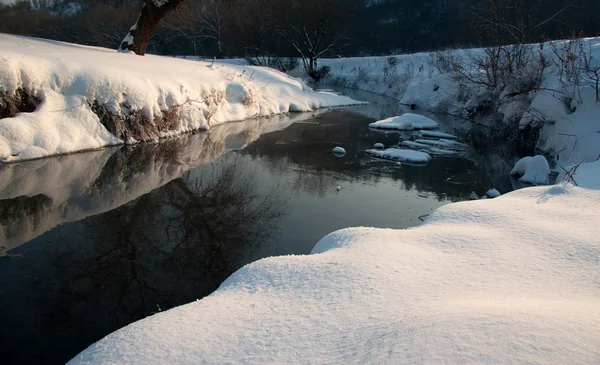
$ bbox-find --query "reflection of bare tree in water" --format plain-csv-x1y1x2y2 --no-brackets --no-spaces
35,155,286,364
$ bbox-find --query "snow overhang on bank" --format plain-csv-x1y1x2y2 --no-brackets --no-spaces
69,161,600,365
0,34,362,162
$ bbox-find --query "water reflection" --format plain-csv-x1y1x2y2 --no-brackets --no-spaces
243,110,490,202
0,154,287,365
0,111,318,255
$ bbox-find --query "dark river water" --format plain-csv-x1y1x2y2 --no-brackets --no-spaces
0,90,507,365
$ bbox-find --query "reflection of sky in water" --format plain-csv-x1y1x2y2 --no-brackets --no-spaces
0,97,496,365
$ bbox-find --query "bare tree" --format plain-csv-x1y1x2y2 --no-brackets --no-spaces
278,0,347,78
164,0,230,56
118,0,185,55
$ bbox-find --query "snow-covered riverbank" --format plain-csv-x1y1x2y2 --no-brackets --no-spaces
310,38,600,164
69,159,600,365
0,34,360,162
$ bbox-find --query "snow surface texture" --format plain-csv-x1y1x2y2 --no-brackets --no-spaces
0,34,360,162
366,148,431,164
309,38,600,163
368,113,439,131
70,162,600,365
511,155,551,185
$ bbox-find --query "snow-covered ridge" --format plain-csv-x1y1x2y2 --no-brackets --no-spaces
0,34,361,162
69,160,600,364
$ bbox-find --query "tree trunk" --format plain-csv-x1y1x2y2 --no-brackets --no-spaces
119,0,184,56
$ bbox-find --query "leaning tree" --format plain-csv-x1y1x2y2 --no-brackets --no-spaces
118,0,185,55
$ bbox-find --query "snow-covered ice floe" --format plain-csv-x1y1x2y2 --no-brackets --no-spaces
510,155,551,185
368,113,439,131
69,160,600,365
400,140,430,149
0,34,361,162
419,130,458,140
366,148,431,165
414,138,467,150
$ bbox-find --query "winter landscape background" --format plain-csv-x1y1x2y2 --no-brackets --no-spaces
0,0,599,364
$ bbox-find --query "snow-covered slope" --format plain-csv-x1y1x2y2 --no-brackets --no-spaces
0,34,360,162
69,162,600,365
310,38,600,164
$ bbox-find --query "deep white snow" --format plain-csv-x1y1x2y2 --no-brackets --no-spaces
69,161,600,365
368,113,439,131
366,148,431,164
511,155,551,185
0,34,360,162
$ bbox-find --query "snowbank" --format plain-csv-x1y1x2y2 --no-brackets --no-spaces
313,38,600,163
511,155,551,185
368,113,439,131
70,162,600,365
0,34,361,162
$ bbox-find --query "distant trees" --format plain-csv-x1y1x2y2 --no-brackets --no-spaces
0,0,598,59
468,0,586,45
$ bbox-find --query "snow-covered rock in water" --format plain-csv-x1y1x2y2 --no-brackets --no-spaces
400,140,430,149
486,188,501,198
332,147,346,156
428,147,459,156
0,34,360,162
366,148,431,165
368,113,439,131
69,161,600,365
419,130,458,140
469,191,480,200
510,155,550,185
414,138,467,150
373,143,385,149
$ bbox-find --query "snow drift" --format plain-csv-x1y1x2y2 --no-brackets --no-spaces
68,162,600,365
0,34,360,162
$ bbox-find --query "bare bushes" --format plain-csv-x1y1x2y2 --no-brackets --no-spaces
551,38,600,103
452,44,549,95
383,60,413,98
245,53,299,73
0,88,41,119
433,44,550,119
